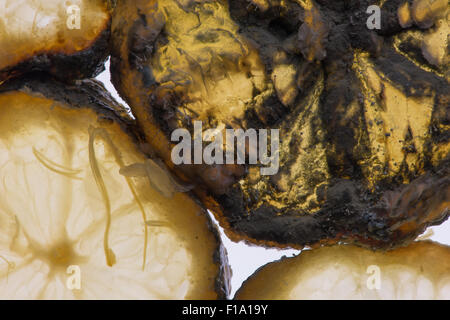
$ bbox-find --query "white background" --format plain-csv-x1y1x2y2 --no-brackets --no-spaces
96,60,450,299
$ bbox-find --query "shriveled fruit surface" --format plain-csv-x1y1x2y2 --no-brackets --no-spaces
0,0,111,82
236,241,450,300
110,0,449,249
0,76,229,299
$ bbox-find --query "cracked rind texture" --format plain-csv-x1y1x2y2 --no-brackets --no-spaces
0,0,112,82
235,241,450,300
110,0,449,249
0,75,230,299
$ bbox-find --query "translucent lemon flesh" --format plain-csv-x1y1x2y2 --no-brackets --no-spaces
236,241,450,300
0,0,109,72
0,91,222,299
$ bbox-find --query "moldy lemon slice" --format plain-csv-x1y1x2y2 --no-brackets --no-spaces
0,75,229,299
110,0,449,250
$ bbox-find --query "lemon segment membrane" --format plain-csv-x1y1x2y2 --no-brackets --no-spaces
0,76,229,299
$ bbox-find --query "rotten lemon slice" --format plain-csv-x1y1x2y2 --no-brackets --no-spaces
110,0,449,250
236,241,450,300
0,0,111,82
0,76,229,299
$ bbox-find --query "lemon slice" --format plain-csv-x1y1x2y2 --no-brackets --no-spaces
110,0,449,252
0,76,229,299
0,0,110,82
236,241,450,300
